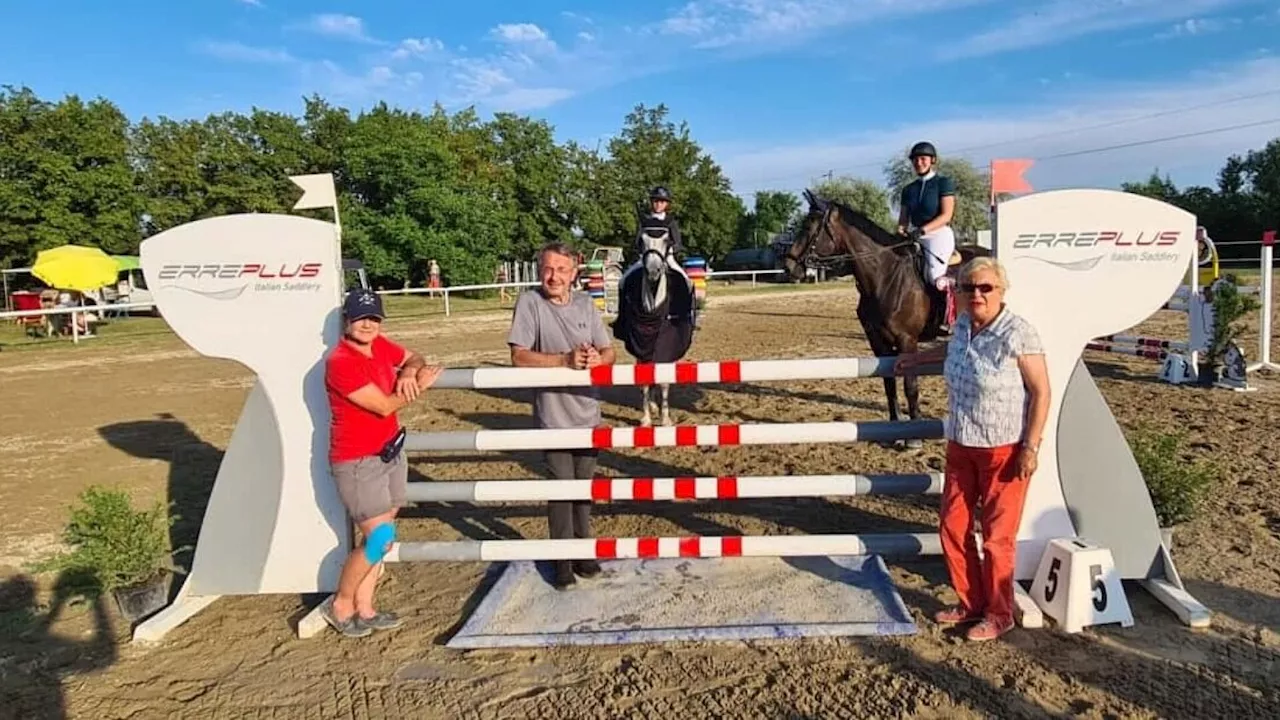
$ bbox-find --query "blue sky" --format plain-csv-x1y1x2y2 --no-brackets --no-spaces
4,0,1280,199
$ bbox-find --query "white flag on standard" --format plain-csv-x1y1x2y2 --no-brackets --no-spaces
290,173,337,211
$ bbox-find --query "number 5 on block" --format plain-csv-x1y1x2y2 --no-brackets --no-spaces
1030,538,1134,633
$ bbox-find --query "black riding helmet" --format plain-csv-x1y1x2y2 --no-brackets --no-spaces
649,186,672,202
909,141,937,159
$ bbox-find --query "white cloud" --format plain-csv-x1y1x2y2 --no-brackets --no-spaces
657,0,993,49
236,0,262,7
446,56,573,111
490,22,558,54
1154,15,1244,39
944,0,1249,60
715,57,1280,198
306,13,377,43
198,40,294,64
391,37,445,60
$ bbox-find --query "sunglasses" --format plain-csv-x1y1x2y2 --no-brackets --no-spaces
960,282,999,294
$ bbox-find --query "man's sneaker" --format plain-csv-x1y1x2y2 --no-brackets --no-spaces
966,618,1014,642
357,611,403,631
318,596,371,638
552,560,576,590
573,560,602,578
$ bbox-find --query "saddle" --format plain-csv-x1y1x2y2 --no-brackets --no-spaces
906,239,961,339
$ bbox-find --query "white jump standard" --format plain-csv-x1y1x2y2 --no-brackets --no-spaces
129,181,1210,644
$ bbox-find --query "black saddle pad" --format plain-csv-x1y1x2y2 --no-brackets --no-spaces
613,268,695,363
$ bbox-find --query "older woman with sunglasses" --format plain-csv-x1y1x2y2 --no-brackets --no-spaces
896,256,1051,642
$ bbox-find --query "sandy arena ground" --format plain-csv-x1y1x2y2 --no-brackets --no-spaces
1,283,1278,719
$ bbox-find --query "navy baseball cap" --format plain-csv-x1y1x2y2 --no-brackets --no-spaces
342,288,385,321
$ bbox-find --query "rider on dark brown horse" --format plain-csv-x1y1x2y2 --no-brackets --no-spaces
898,141,957,333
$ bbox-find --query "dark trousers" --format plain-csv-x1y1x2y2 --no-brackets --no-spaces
545,450,598,540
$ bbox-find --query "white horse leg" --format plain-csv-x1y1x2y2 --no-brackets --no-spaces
660,383,672,426
640,385,653,427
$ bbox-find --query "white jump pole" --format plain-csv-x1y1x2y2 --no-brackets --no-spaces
405,420,944,453
386,533,944,562
432,356,941,390
404,473,944,503
1248,231,1278,373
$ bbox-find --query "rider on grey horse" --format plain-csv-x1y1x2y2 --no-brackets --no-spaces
624,186,691,283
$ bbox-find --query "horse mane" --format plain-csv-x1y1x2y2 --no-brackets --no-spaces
829,200,901,247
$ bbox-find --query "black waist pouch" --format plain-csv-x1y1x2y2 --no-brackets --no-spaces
379,427,406,463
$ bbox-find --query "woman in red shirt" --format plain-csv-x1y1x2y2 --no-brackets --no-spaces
318,288,442,638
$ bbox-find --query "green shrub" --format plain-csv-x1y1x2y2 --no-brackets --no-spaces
1206,278,1260,369
31,485,181,594
1128,424,1218,527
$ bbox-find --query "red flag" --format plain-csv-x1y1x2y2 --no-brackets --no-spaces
990,159,1034,198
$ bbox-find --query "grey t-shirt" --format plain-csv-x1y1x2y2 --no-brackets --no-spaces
506,289,612,429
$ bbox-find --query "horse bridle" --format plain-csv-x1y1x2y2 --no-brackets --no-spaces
791,203,919,271
791,204,851,271
640,228,671,272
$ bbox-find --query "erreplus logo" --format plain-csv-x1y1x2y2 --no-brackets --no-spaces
1012,231,1181,250
157,263,323,280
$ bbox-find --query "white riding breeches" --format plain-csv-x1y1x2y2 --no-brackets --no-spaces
918,225,955,289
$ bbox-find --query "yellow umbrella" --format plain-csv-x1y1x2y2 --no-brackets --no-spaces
31,245,120,292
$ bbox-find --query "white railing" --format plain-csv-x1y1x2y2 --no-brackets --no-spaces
375,281,539,317
0,301,156,343
707,269,786,287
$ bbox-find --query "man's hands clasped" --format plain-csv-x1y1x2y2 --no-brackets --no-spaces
567,343,603,370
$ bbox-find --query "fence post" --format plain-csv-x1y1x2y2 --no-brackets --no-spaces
444,289,451,317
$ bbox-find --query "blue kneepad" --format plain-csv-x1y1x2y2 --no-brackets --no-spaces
364,522,396,563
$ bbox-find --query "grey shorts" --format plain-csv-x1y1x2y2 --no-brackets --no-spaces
332,451,408,522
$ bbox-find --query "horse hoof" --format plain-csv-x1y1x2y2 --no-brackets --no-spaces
661,417,673,427
639,419,653,428
906,438,924,450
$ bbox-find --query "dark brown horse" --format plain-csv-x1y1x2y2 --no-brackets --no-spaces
784,190,988,442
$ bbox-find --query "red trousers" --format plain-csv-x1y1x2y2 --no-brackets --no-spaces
941,441,1030,625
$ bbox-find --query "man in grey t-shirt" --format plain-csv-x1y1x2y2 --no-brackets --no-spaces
507,241,616,589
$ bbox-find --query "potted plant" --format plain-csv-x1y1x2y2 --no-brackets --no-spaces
1200,278,1259,387
1127,423,1217,546
32,485,185,623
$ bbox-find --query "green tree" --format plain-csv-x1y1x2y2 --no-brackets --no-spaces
738,189,800,248
808,176,895,231
0,86,139,265
488,113,575,259
883,151,992,241
1121,170,1180,203
595,104,746,261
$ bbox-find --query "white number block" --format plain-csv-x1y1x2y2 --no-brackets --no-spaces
1030,538,1134,633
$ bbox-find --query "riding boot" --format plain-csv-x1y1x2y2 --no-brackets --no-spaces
932,277,954,336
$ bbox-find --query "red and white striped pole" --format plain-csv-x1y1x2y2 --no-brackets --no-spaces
431,356,940,391
386,533,943,562
405,420,944,452
1085,343,1169,361
404,473,944,503
1093,335,1188,351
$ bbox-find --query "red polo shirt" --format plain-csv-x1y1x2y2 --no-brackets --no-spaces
325,335,407,463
